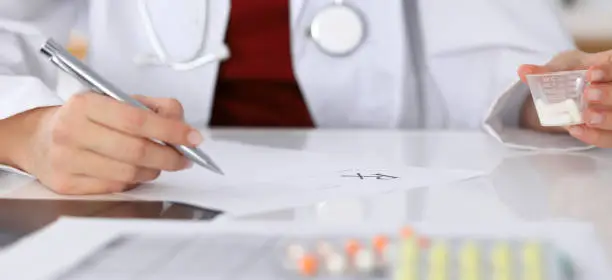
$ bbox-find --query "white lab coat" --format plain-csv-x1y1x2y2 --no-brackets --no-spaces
0,0,590,159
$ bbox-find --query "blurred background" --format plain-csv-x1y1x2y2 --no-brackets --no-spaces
66,0,612,59
560,0,612,52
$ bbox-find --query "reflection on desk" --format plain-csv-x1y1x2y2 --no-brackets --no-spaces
0,198,222,247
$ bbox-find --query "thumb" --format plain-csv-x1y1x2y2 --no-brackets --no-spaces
517,50,591,84
517,64,549,84
133,94,185,120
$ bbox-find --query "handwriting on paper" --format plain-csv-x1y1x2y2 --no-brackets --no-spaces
341,173,399,180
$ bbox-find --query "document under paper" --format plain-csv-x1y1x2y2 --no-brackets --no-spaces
118,140,482,216
0,217,609,280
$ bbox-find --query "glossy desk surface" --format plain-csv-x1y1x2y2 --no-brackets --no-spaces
1,129,612,257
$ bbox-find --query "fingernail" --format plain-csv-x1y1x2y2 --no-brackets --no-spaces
184,160,194,169
589,112,604,125
568,126,584,136
590,69,605,82
587,88,602,101
187,130,203,145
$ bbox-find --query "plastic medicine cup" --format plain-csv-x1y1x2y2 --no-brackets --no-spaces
526,70,588,127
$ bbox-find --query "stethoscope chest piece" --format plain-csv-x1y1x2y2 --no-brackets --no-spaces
309,3,366,56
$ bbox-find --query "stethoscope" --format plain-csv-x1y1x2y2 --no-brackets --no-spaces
133,0,367,71
306,0,366,56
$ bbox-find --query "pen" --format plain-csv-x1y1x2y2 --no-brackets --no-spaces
39,38,224,175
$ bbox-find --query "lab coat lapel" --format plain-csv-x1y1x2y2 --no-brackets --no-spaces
290,0,306,25
291,0,409,128
86,0,231,127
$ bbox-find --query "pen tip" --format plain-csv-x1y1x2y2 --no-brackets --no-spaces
196,158,224,175
211,165,225,176
187,149,224,175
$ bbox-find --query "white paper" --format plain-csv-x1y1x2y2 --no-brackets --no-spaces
422,181,524,223
0,217,609,280
118,140,482,216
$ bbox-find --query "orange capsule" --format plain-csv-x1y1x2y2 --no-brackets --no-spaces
345,239,361,256
298,254,318,276
373,235,389,253
419,237,430,248
400,226,415,238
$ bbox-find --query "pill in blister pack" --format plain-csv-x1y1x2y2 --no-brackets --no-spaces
526,70,588,127
277,226,575,280
279,235,395,278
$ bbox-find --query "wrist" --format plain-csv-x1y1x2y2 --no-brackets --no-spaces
519,96,539,129
0,106,58,171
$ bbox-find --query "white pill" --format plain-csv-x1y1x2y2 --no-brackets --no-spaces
564,99,582,123
534,98,584,126
326,253,347,275
382,244,397,262
534,98,547,112
316,242,334,257
287,244,306,259
355,250,375,272
535,99,554,116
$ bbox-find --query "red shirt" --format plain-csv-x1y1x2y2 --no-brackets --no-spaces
209,0,314,127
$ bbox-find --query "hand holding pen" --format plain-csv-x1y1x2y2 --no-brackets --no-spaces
5,39,222,195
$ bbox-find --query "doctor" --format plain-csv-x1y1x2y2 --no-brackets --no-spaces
0,0,606,195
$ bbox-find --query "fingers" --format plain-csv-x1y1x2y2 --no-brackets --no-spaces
53,147,161,184
583,83,612,106
70,118,190,171
582,108,609,129
587,63,612,83
90,96,199,146
51,175,130,195
518,64,549,83
567,125,612,148
517,50,591,83
133,95,184,120
582,70,612,130
68,93,202,147
40,93,196,196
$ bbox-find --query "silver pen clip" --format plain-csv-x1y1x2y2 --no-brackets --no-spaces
45,49,102,93
47,54,75,77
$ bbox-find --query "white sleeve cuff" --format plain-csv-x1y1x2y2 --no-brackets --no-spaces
0,76,63,120
0,164,33,177
483,80,595,152
0,76,62,176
